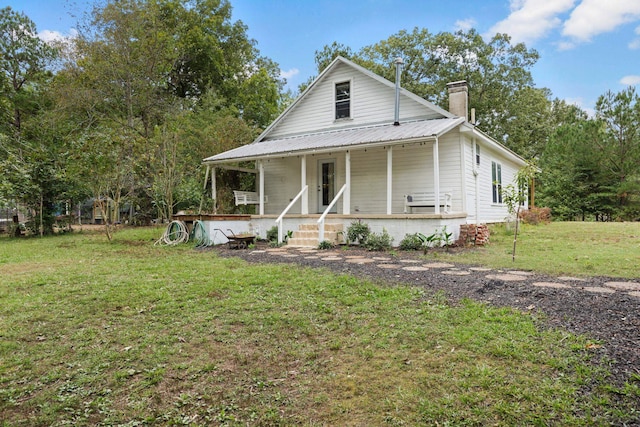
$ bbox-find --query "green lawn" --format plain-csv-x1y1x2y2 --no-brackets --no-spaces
437,221,640,279
0,226,638,425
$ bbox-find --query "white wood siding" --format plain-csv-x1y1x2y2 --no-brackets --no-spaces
437,132,464,213
261,127,521,224
476,144,520,223
463,136,478,223
267,62,443,139
262,157,302,215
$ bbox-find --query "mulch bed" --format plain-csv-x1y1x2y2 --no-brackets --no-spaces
212,243,640,391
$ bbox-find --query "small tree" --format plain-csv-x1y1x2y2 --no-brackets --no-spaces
502,163,538,261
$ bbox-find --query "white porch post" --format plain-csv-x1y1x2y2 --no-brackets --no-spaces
258,160,265,215
433,136,441,214
343,151,351,215
386,146,393,215
301,155,308,215
211,166,217,214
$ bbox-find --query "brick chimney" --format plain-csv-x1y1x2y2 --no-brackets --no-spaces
446,81,468,121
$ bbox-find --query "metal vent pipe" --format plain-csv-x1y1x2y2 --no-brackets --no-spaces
394,57,403,126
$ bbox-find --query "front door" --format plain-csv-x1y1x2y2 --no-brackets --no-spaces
318,159,336,213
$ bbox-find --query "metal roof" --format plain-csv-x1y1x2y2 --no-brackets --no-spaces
203,117,465,164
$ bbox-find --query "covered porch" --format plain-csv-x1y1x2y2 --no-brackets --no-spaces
202,119,470,246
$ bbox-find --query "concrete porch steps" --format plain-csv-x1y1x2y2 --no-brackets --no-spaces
287,223,344,248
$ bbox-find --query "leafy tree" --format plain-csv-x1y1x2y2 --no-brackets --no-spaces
0,7,64,235
593,87,640,219
538,102,597,220
502,162,537,261
0,6,57,133
53,0,284,232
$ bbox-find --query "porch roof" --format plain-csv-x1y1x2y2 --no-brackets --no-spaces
203,117,465,164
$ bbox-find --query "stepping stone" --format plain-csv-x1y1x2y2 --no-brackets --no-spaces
582,286,615,294
281,254,299,258
399,259,420,264
250,250,267,254
298,249,318,254
345,255,365,259
346,258,375,264
558,276,587,282
304,256,319,260
532,282,572,289
486,274,527,282
629,291,640,298
373,257,392,261
441,270,470,276
377,264,400,269
470,267,492,272
604,281,640,291
402,266,429,272
321,257,343,261
423,262,455,269
509,270,535,276
317,252,340,257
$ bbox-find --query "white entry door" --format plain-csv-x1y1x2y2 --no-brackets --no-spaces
318,159,336,213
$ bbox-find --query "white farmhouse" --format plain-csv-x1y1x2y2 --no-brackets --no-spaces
201,56,528,246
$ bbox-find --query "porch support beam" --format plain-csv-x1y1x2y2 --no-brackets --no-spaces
211,166,217,214
343,151,351,215
386,146,393,215
301,155,308,215
258,160,265,215
433,136,440,214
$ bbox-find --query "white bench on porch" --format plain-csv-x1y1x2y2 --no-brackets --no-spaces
233,190,268,206
403,192,452,213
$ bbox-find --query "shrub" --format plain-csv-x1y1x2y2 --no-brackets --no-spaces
363,228,393,251
399,233,423,251
318,240,334,250
346,220,370,245
266,226,292,242
519,207,551,225
266,226,278,242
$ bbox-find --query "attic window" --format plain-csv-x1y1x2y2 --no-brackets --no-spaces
335,81,350,119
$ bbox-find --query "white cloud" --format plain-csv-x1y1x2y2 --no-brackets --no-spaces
562,0,640,42
280,68,299,79
454,18,476,32
556,40,576,51
38,28,78,44
488,0,576,44
565,97,595,117
620,75,640,85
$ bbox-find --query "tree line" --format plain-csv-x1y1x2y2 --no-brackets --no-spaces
1,1,639,238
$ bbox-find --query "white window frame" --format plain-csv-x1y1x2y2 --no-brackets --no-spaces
491,161,502,204
334,79,352,121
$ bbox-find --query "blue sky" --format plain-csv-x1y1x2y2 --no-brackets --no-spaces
6,0,640,113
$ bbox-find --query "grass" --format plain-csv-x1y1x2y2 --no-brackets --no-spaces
436,221,640,279
0,226,639,425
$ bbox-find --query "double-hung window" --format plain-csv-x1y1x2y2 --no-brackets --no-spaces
335,81,350,119
491,161,502,204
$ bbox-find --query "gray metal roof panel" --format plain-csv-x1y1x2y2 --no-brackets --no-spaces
204,118,464,163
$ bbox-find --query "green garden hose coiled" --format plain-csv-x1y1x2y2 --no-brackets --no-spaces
191,220,213,248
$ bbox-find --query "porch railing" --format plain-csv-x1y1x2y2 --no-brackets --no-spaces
317,184,347,243
275,185,308,243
